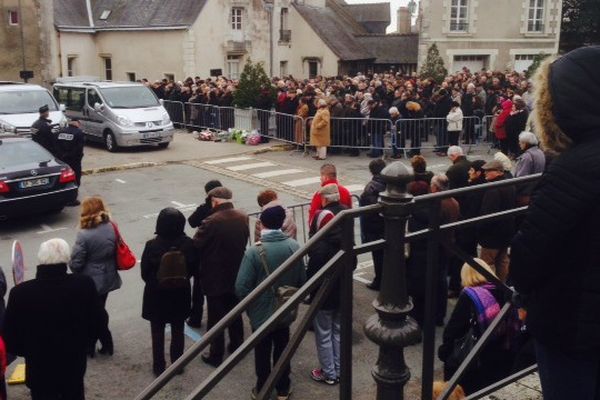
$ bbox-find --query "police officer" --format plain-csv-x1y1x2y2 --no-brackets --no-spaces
55,118,85,206
31,105,56,154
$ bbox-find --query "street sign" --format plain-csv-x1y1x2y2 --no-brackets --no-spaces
11,240,25,285
210,69,222,77
19,70,33,80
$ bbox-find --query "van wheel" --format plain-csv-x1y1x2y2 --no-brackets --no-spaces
105,131,118,152
158,142,170,149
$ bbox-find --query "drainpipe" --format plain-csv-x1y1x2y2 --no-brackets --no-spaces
85,0,94,28
264,2,274,76
18,0,26,81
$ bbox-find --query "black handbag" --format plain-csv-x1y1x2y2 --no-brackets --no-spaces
446,317,480,373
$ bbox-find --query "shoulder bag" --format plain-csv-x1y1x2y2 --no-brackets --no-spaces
110,222,137,271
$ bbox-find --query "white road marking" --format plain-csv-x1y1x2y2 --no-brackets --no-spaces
144,202,197,219
204,156,253,165
37,224,68,234
356,260,374,271
282,177,321,187
429,164,448,170
115,179,126,184
252,169,304,178
345,184,365,193
171,201,194,208
226,162,276,171
353,275,372,284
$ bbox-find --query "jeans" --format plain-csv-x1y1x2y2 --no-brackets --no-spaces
314,309,341,380
254,326,291,395
151,320,184,370
536,341,600,400
206,293,244,359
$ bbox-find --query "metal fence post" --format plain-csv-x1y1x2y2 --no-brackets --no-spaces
339,216,355,400
364,162,421,400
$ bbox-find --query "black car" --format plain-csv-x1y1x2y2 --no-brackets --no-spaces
0,137,78,220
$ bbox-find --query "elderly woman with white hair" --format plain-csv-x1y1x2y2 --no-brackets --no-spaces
4,238,101,400
515,131,546,178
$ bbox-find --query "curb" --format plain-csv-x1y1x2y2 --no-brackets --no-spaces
82,161,163,176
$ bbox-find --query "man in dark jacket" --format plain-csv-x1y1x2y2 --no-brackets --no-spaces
477,160,515,283
434,89,453,154
359,159,386,290
31,104,57,155
4,239,101,400
446,146,470,191
366,100,390,158
510,47,600,400
55,118,85,206
187,179,222,328
194,187,249,367
308,184,349,385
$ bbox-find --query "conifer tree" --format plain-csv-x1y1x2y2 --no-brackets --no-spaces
232,59,272,108
420,43,448,84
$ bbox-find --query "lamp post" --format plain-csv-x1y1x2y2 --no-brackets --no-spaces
263,1,274,76
364,162,421,400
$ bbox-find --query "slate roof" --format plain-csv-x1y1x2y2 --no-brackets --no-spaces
293,3,374,61
343,3,390,24
355,34,419,64
54,0,208,30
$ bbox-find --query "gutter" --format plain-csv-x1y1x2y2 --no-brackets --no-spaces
85,0,94,28
56,26,189,33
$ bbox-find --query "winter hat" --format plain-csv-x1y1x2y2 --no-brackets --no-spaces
260,205,286,230
481,160,504,172
155,207,185,238
320,183,340,201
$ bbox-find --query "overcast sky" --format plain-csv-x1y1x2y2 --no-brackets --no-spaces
345,0,419,33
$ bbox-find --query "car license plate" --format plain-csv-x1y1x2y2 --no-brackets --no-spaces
20,178,49,189
143,132,161,139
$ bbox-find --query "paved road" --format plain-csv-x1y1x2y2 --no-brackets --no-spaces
0,134,536,400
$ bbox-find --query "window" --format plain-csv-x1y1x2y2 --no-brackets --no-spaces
227,55,241,79
528,0,544,32
514,54,536,72
231,7,243,30
279,8,291,42
453,55,487,72
280,61,288,77
87,89,103,108
127,72,136,82
103,57,112,80
67,57,76,77
54,88,85,112
308,60,319,79
99,10,111,20
8,10,18,26
449,0,469,32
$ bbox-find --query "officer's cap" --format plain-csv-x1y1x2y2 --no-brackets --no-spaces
39,105,49,113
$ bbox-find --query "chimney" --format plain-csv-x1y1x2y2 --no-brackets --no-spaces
397,6,411,34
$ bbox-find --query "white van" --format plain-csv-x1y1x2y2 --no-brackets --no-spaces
0,82,67,135
53,80,174,151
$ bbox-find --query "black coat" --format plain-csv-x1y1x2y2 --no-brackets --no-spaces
446,156,471,190
438,285,514,394
359,175,386,236
505,110,529,140
307,202,348,311
3,264,101,391
31,117,55,154
141,235,198,322
188,201,211,228
55,125,84,165
477,176,516,249
194,203,249,296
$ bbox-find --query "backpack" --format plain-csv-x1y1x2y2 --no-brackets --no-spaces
157,246,188,289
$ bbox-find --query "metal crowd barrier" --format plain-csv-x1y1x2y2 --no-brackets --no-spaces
162,100,499,154
162,100,186,128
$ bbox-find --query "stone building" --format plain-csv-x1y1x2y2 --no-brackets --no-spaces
52,0,418,81
0,0,58,85
417,0,563,73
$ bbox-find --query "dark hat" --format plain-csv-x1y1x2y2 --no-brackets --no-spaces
155,207,185,238
260,205,286,230
481,160,504,171
470,159,486,173
39,105,49,113
207,186,232,200
204,179,222,194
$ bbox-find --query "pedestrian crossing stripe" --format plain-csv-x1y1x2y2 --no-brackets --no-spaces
226,162,276,171
204,156,253,164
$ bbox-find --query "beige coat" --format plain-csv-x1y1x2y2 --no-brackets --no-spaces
310,107,331,147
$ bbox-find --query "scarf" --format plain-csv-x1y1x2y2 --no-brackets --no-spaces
464,284,500,332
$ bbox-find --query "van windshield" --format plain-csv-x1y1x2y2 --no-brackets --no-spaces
0,90,58,114
99,86,160,109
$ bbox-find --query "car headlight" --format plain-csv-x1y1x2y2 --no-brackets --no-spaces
0,122,16,133
161,113,171,126
117,115,133,127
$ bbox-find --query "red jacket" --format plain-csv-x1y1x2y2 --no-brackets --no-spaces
494,100,513,140
308,179,352,226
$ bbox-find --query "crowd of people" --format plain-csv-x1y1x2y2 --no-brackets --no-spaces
3,46,598,400
146,66,536,160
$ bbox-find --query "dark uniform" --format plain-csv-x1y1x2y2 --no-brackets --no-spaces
55,123,85,186
31,105,56,155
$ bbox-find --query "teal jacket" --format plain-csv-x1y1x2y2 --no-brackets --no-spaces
235,230,306,330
